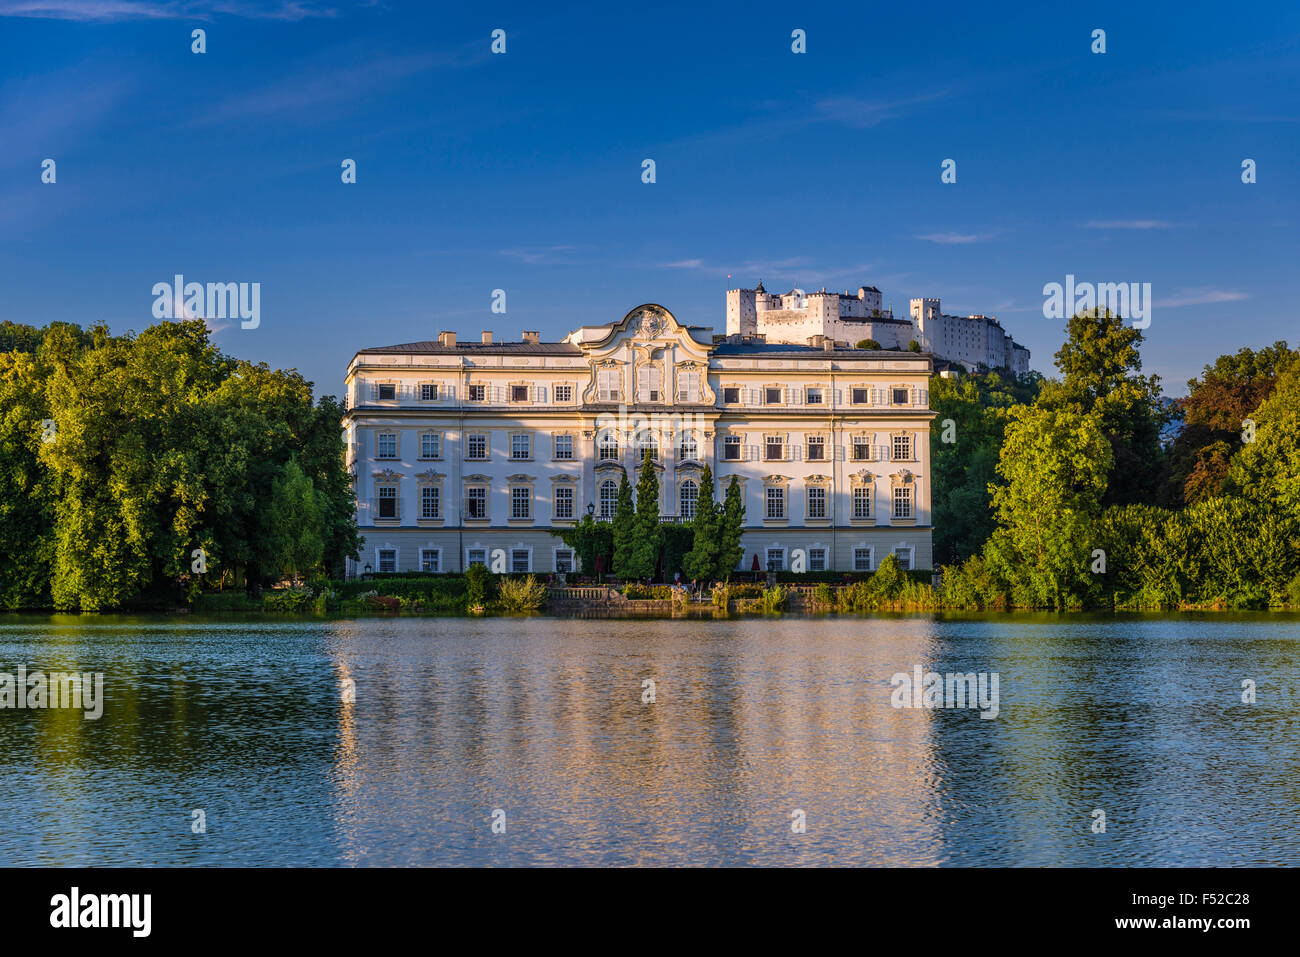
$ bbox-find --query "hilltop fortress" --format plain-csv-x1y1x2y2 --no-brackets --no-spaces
725,281,1030,374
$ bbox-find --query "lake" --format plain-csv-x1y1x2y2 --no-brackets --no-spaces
1,613,1297,866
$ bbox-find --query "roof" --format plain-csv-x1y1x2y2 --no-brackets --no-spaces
356,340,583,356
712,342,923,358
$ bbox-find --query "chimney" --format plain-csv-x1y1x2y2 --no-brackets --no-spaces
823,337,835,352
438,331,456,347
807,334,825,349
481,331,493,344
522,330,539,344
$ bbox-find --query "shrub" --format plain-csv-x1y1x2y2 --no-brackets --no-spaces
759,585,786,613
868,553,907,599
263,584,316,612
465,564,493,608
624,583,671,600
813,582,834,606
498,574,547,612
1287,571,1300,608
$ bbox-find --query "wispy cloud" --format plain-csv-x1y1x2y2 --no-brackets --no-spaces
0,0,338,19
498,245,587,266
914,231,1001,245
192,45,478,126
1159,288,1250,308
1086,219,1185,230
812,90,950,129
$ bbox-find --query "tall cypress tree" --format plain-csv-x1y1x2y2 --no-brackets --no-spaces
627,450,662,580
683,463,721,582
610,471,636,579
717,475,746,580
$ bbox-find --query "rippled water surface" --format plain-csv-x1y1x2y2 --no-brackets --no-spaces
1,613,1297,866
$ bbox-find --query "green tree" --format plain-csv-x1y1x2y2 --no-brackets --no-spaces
265,460,325,581
856,338,882,350
555,512,612,578
717,475,746,579
1049,308,1166,506
625,450,662,580
610,471,636,579
985,402,1112,608
683,463,721,582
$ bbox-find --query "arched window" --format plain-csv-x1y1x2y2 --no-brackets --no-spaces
679,432,698,461
599,480,618,519
679,480,699,520
598,430,619,461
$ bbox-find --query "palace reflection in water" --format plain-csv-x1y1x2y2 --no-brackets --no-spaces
1,614,1298,866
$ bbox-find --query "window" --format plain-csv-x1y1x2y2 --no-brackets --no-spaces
466,486,487,520
420,486,440,519
807,486,826,519
637,366,661,402
764,435,784,461
555,549,574,574
851,387,869,405
467,548,487,567
468,384,486,402
723,436,741,461
554,434,574,460
377,548,397,573
765,387,782,405
377,384,396,401
892,387,910,405
678,433,698,461
511,549,530,573
806,387,824,405
420,433,440,459
599,480,618,519
893,486,913,519
766,548,785,571
766,486,785,520
554,384,573,403
853,487,872,519
598,368,620,402
511,433,531,460
852,436,872,461
511,487,532,520
894,547,912,570
467,433,487,459
680,480,698,520
554,486,574,520
806,435,825,461
420,548,440,573
635,431,659,460
377,486,397,519
677,372,700,403
598,431,619,460
511,385,529,402
723,387,740,404
892,434,911,461
854,547,872,572
420,384,438,401
376,432,397,459
809,547,826,572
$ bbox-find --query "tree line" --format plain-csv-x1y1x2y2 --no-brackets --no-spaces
0,319,360,610
932,310,1300,609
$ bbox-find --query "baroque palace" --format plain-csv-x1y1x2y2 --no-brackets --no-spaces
343,303,934,577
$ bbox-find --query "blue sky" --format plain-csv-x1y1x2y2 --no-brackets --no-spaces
1,0,1296,397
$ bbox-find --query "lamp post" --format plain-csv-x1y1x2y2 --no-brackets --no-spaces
363,563,372,580
587,502,595,518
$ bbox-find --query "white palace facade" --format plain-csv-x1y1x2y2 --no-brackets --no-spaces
343,304,934,577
